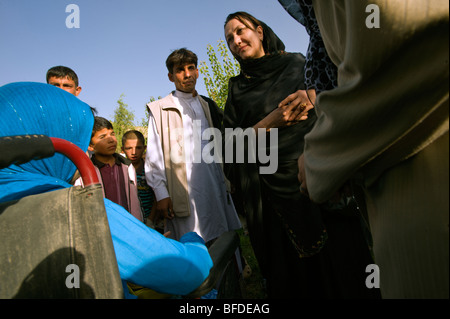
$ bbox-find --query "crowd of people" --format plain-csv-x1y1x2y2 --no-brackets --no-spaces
0,0,448,299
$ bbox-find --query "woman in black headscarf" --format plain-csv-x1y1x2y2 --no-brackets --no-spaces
223,11,379,298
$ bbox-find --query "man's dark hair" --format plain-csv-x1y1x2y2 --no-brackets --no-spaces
122,130,145,147
92,116,113,138
165,48,198,74
46,66,79,87
46,65,98,115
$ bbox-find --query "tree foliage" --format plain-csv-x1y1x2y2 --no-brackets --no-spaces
112,93,135,151
199,40,240,109
140,96,162,128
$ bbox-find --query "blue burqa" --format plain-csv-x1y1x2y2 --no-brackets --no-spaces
0,82,212,297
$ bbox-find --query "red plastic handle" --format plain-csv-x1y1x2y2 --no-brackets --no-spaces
50,137,99,187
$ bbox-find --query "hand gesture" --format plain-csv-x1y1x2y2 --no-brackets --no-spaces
155,197,174,221
278,89,316,123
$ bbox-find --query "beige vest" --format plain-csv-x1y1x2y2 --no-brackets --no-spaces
147,92,217,217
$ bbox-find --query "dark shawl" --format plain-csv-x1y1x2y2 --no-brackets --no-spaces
223,22,326,270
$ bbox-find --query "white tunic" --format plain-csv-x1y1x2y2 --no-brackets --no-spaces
145,90,241,243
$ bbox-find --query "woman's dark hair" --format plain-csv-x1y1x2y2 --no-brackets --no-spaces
225,11,285,57
224,11,261,31
224,11,271,55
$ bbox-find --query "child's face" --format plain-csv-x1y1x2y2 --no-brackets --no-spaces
122,138,145,165
88,128,117,156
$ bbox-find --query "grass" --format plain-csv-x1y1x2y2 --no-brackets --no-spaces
237,228,267,299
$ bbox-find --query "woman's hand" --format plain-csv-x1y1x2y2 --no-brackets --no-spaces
257,106,296,130
278,89,316,122
253,89,316,134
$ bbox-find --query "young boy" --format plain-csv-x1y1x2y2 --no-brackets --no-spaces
121,130,161,231
87,117,143,222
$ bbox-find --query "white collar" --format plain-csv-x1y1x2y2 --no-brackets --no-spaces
174,89,198,100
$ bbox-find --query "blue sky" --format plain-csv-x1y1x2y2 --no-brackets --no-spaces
0,0,309,124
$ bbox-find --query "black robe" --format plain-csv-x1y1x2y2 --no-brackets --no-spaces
223,21,379,299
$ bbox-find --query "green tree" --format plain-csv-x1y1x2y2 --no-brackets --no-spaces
140,96,162,128
199,40,240,109
112,93,135,151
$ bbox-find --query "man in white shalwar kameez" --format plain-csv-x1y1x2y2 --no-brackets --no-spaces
145,49,241,244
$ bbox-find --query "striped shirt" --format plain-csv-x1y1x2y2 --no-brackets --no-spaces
136,171,155,221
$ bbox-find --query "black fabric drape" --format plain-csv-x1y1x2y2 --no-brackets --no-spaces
222,20,379,299
223,22,328,296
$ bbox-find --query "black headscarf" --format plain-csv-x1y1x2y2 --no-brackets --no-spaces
223,19,326,267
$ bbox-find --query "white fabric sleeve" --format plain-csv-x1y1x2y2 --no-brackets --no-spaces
144,112,170,201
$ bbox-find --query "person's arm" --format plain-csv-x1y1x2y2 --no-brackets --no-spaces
278,0,337,94
144,113,174,220
104,198,212,295
252,98,312,136
303,0,448,203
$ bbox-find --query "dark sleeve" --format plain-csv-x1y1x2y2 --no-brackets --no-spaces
279,0,337,93
201,95,223,130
